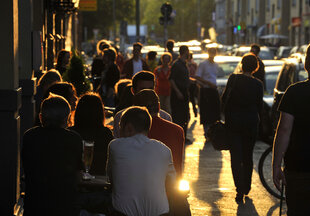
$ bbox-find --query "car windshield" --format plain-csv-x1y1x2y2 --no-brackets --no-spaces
217,62,239,77
265,71,279,95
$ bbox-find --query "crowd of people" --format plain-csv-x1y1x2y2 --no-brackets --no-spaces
21,38,310,215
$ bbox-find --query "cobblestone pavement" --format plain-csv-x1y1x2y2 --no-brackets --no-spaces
183,114,288,216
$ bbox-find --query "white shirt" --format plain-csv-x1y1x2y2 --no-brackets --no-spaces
113,108,172,138
107,134,176,216
196,59,219,88
133,59,143,76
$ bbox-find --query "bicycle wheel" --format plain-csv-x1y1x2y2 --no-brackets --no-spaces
258,146,285,199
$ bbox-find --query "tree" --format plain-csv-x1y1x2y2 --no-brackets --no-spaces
141,0,215,42
80,0,135,39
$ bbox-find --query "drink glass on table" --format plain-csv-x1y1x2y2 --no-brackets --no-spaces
83,140,95,180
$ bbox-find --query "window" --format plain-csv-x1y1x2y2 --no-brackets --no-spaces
277,0,281,9
292,0,296,6
247,0,251,14
266,0,271,11
256,0,259,13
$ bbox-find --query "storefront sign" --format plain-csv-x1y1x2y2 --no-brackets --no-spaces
79,0,97,11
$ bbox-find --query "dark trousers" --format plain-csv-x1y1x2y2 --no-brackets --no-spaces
285,169,310,216
189,82,198,116
170,89,189,138
228,130,255,195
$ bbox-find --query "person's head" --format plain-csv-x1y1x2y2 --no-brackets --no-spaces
132,71,155,94
74,92,105,128
250,44,260,56
304,44,310,76
37,69,62,91
44,82,78,111
161,52,172,65
241,53,259,74
147,51,157,61
115,79,132,98
56,50,71,67
179,45,189,60
133,42,143,59
207,47,217,59
39,94,71,128
166,39,175,51
120,106,152,137
103,47,117,64
96,39,111,55
133,89,160,116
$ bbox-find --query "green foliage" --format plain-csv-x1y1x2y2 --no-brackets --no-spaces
81,0,135,39
141,0,215,41
62,51,91,96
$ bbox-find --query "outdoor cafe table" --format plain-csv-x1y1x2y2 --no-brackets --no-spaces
78,175,111,192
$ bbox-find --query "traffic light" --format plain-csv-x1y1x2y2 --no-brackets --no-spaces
159,2,173,25
237,25,241,31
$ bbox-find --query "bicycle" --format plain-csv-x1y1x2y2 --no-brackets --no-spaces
258,145,285,200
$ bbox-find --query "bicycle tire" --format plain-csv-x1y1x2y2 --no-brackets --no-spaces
258,146,285,200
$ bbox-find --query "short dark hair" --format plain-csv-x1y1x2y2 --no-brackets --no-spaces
40,94,70,128
132,71,155,91
133,42,143,50
241,53,259,73
120,106,152,133
147,51,157,60
56,49,71,63
133,89,160,114
38,69,62,88
207,47,217,55
74,92,105,128
166,40,175,50
161,52,172,64
179,45,189,56
103,47,117,62
97,39,111,54
250,43,260,53
44,82,77,107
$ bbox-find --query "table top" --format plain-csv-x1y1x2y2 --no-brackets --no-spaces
78,175,111,192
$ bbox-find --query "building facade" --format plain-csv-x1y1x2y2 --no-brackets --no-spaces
0,1,78,215
216,0,310,46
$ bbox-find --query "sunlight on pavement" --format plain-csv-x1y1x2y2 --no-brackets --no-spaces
183,114,287,216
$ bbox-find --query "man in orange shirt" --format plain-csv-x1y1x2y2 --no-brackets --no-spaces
133,89,185,178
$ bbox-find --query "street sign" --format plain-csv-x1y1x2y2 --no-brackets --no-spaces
79,0,97,11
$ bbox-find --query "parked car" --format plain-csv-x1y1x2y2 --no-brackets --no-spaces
271,56,308,130
259,66,283,143
232,46,275,60
274,46,292,59
192,54,242,95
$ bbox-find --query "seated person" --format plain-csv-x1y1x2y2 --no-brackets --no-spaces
107,106,176,216
70,92,113,175
22,94,83,216
113,71,172,138
133,89,185,178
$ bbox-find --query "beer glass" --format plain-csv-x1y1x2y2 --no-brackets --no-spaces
83,140,95,179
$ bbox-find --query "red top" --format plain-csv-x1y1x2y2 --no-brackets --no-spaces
148,116,185,177
154,66,171,96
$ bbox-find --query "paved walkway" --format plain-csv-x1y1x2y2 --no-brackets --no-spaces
183,114,287,216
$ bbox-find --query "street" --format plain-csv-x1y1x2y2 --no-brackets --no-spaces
183,108,287,216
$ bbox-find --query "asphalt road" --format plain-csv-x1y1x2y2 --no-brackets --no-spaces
183,111,287,216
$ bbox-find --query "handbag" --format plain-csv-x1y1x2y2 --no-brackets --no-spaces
207,120,229,150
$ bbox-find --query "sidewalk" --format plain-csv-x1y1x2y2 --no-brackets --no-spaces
183,113,287,216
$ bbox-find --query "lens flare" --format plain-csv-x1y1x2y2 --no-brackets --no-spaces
179,179,190,191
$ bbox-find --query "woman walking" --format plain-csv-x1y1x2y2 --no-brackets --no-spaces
154,52,172,113
222,53,263,203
